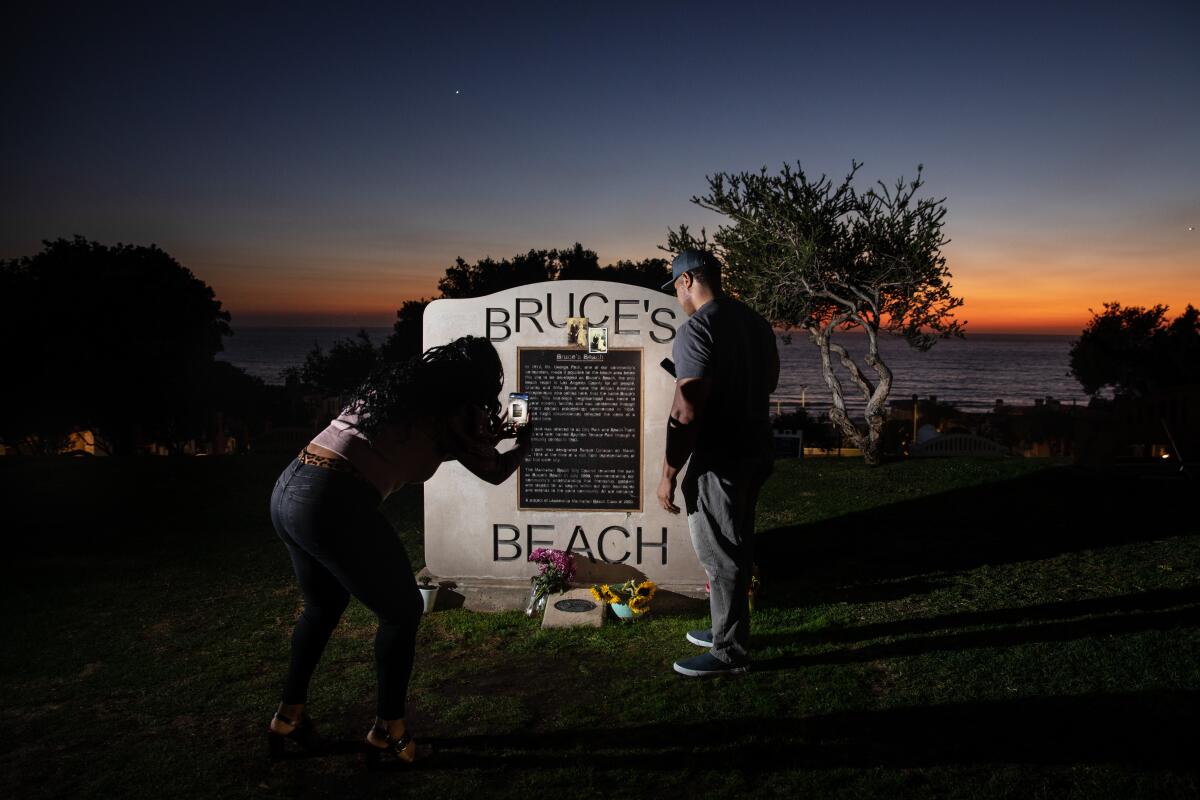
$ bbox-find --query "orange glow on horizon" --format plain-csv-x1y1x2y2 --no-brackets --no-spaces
202,245,1199,334
226,289,1197,333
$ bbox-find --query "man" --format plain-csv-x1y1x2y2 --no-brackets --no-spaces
657,249,779,677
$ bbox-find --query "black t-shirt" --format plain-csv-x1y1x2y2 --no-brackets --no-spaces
672,296,778,461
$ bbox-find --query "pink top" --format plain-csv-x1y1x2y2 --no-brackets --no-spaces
309,409,409,500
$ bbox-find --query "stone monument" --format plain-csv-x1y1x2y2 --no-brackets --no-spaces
422,280,708,608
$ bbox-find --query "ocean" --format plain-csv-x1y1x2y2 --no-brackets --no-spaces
216,326,1093,414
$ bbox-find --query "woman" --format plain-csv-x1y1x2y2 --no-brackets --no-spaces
265,335,530,765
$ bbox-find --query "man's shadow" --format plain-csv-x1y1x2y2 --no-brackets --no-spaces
754,463,1196,606
750,585,1200,670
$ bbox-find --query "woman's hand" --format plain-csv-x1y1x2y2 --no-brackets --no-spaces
512,419,533,452
489,408,519,443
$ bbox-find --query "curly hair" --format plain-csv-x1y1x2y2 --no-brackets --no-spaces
341,335,504,441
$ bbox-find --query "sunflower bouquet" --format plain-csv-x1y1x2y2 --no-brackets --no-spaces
590,579,657,619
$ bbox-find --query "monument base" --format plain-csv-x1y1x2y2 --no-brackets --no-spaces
417,569,709,613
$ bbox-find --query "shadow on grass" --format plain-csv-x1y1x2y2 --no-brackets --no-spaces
755,600,1200,671
753,584,1200,653
382,689,1198,772
757,464,1197,604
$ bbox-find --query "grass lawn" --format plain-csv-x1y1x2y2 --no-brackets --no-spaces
2,454,1197,798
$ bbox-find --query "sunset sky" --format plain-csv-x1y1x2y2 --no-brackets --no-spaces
3,2,1196,334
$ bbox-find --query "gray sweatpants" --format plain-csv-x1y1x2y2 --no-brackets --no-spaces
681,455,772,665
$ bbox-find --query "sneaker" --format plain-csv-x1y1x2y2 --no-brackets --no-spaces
686,629,714,648
673,652,750,677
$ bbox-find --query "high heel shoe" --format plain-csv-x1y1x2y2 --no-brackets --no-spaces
266,711,326,759
363,722,432,769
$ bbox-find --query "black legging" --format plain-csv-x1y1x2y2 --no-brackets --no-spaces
269,457,423,718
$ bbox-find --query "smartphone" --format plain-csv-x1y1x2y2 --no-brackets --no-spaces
660,358,676,378
508,392,530,426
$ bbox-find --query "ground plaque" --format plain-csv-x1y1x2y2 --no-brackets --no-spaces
541,588,605,628
554,598,597,613
422,281,708,608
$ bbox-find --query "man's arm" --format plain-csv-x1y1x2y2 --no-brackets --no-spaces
657,376,710,513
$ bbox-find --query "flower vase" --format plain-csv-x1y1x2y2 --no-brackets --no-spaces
610,602,635,620
525,586,548,617
418,585,438,613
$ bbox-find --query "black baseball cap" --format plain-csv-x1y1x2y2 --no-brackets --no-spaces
661,249,722,290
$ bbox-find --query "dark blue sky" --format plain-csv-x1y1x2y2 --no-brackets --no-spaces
3,1,1196,330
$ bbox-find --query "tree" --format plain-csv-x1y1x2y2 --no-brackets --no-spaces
296,328,382,399
0,236,234,455
1069,302,1200,399
436,247,563,298
664,160,965,466
548,242,602,282
381,298,432,363
597,257,671,292
431,242,671,300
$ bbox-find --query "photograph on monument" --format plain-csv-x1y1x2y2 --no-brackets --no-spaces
565,316,588,347
587,326,608,353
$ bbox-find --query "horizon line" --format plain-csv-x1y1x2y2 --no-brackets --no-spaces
225,316,1084,337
